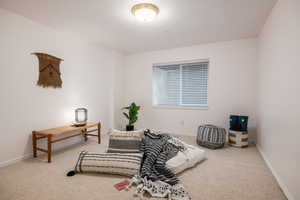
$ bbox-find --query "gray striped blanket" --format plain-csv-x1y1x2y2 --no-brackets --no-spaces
140,130,180,185
131,130,191,200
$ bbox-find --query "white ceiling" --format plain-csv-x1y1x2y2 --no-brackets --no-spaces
0,0,277,54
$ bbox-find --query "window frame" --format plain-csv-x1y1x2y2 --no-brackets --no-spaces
152,59,209,110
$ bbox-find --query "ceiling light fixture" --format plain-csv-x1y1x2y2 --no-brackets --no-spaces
131,3,159,22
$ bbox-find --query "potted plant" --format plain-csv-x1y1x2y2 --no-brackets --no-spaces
122,102,140,131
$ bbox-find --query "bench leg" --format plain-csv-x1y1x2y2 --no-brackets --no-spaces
83,129,88,142
47,135,52,163
97,123,101,144
32,132,37,158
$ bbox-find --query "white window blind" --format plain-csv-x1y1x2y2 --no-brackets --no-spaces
153,61,208,107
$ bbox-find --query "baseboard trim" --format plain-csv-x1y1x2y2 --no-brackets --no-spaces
256,145,294,200
0,153,32,168
0,137,99,168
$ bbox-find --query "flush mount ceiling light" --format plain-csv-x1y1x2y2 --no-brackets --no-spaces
131,3,159,22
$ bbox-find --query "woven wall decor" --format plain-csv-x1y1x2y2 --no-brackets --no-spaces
32,53,63,88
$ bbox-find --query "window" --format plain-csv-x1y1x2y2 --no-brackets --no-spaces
152,61,208,107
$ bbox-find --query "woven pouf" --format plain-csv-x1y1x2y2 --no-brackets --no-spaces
197,125,226,149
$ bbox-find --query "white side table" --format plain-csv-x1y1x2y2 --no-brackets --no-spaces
228,130,248,148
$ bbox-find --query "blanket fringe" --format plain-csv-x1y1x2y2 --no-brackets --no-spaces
127,175,190,200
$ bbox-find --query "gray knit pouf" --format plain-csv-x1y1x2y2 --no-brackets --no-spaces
197,125,226,149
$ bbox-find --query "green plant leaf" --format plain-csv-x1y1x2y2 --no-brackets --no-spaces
122,102,140,126
123,112,129,119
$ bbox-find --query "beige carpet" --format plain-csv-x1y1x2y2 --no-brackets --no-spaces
0,135,286,200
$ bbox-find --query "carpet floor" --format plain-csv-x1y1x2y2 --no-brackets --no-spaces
0,135,286,200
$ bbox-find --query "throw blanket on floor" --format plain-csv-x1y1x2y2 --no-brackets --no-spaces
128,130,191,200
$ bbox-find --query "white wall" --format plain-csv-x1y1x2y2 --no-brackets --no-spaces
0,8,123,165
257,0,300,199
121,39,258,137
112,55,125,130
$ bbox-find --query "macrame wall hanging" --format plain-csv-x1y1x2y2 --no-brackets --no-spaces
32,53,63,88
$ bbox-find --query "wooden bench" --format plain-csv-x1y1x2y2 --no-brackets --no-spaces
32,122,101,163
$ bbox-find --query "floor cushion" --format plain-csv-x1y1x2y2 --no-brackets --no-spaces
74,151,143,177
166,140,205,174
197,125,226,149
107,129,144,153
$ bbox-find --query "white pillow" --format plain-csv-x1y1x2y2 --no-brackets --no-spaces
74,151,143,177
166,141,205,174
107,129,144,153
